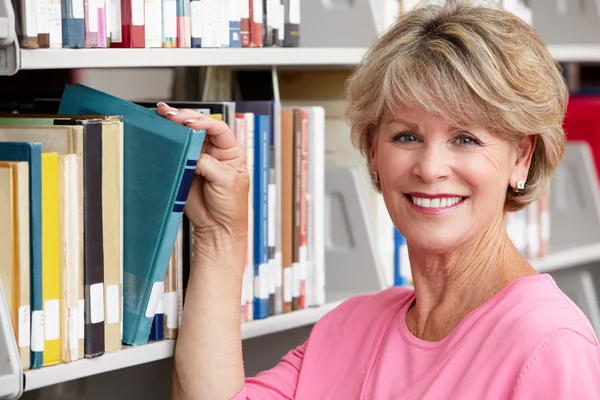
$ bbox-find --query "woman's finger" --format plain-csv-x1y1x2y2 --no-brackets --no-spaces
156,103,239,151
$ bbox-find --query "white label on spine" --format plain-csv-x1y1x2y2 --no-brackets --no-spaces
18,305,30,348
283,268,292,302
278,3,284,40
111,0,122,42
190,1,202,38
156,291,165,314
240,0,249,18
292,262,300,297
275,252,282,286
289,0,300,24
163,0,177,38
252,0,263,23
45,299,60,341
25,0,37,37
165,291,179,329
132,0,144,26
106,284,120,325
78,299,85,339
268,184,276,246
31,310,44,352
36,0,50,34
90,283,105,324
259,263,269,298
72,0,84,19
299,245,308,280
69,310,78,351
88,0,98,32
145,281,164,318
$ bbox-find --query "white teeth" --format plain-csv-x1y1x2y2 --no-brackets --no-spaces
411,196,463,208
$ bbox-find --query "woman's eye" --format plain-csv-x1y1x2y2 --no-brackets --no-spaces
393,133,418,143
456,135,480,146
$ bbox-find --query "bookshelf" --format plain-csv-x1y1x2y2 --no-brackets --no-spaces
23,299,346,392
6,45,600,73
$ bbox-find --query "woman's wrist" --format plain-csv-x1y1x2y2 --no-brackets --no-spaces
193,227,247,271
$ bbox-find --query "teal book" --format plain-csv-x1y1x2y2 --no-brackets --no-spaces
58,83,206,345
0,142,44,368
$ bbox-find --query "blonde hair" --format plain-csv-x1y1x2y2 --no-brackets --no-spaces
345,0,568,211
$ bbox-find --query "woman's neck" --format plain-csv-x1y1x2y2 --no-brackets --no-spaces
405,222,537,342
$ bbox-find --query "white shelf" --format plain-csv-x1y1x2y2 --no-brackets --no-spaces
532,243,600,274
547,45,600,63
15,45,600,71
19,48,368,70
23,299,345,392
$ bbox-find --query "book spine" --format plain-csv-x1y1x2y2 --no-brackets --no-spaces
291,109,301,310
253,115,269,319
229,0,241,47
61,0,86,48
84,124,105,358
161,0,177,47
126,130,203,345
240,0,250,47
176,0,191,47
189,0,202,47
298,109,307,309
249,0,263,47
273,102,283,315
283,0,298,47
29,146,44,369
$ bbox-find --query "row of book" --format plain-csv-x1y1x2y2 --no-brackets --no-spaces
391,195,551,286
13,0,301,49
0,84,325,372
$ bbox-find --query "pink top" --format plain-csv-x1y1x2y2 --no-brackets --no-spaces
233,274,600,399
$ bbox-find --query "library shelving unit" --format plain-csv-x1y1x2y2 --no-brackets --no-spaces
2,3,600,400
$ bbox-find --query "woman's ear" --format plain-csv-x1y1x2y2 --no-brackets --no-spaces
369,124,378,170
510,134,536,191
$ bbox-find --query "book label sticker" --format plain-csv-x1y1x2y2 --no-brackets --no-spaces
90,283,105,324
45,299,60,341
164,291,179,329
145,281,164,318
31,310,44,352
106,284,120,324
132,0,144,26
18,305,31,348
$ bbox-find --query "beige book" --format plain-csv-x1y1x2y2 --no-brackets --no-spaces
58,154,80,362
101,118,124,353
163,244,178,339
0,162,31,370
0,124,86,358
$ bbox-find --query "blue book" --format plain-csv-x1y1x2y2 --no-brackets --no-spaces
394,228,408,287
253,115,270,320
58,83,206,345
61,0,85,48
0,142,44,368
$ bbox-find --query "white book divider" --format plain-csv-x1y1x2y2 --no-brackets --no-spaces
0,0,19,76
299,0,381,48
0,279,23,400
324,165,389,302
549,141,600,252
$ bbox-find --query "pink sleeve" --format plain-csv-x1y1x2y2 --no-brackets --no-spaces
512,329,600,399
231,341,307,400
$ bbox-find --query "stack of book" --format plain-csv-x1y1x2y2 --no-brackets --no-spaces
0,84,326,372
13,0,301,49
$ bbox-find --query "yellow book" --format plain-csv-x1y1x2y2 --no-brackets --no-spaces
0,166,15,344
42,152,61,366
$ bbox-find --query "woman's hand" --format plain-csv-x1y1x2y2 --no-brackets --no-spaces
156,103,249,263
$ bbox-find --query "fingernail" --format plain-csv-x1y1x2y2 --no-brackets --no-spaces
166,110,179,116
184,118,198,124
156,101,169,107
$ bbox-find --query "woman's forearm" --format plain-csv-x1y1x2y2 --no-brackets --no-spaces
171,235,246,400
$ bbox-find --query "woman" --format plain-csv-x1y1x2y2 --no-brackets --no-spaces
160,1,600,399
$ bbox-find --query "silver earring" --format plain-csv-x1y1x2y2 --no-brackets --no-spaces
515,180,525,192
371,171,380,185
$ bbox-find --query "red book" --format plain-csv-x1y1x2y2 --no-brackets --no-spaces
249,0,263,47
110,0,145,48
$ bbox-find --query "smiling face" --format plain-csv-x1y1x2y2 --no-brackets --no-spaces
372,105,535,253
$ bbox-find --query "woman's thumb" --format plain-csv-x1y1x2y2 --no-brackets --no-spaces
196,152,230,184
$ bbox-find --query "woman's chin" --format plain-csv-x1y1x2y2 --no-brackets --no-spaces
405,233,465,254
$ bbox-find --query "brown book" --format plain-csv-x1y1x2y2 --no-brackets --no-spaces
241,0,251,47
249,0,263,47
280,109,294,313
